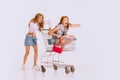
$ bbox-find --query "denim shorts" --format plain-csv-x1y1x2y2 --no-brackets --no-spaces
49,37,76,44
24,35,37,46
50,36,57,44
65,37,76,40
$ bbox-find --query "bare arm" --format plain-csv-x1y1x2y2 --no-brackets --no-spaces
48,26,61,38
69,23,80,27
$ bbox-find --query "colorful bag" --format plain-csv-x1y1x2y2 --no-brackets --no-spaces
52,38,62,54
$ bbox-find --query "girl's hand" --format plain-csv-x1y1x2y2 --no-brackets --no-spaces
56,35,61,38
62,35,68,38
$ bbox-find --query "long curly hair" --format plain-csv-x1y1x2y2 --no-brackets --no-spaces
58,16,70,30
28,13,44,30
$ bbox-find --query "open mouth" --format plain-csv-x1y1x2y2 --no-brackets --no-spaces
65,23,68,25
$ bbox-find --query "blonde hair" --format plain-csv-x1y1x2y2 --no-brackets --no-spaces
28,13,44,30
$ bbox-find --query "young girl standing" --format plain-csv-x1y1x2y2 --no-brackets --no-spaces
22,13,44,70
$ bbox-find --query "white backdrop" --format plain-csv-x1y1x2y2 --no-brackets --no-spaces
0,0,120,80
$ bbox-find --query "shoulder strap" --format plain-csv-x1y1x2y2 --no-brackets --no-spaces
59,24,62,31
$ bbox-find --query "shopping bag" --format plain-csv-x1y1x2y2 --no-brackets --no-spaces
52,38,62,54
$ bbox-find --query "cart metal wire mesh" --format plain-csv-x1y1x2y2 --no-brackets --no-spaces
40,29,76,74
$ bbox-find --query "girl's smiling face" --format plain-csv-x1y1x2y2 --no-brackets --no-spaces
62,17,69,26
37,16,43,23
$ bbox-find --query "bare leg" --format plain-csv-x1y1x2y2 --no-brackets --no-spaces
32,45,40,70
62,39,74,48
32,45,38,66
23,46,30,65
62,35,75,48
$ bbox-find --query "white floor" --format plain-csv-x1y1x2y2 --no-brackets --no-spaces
1,41,117,80
4,53,99,80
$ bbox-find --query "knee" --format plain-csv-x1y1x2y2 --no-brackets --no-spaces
34,52,38,56
70,35,75,38
34,49,38,53
70,35,76,40
25,51,30,56
34,49,38,54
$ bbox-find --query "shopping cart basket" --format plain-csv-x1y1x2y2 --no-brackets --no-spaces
40,29,76,74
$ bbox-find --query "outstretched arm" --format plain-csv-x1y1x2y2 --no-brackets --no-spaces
69,23,80,27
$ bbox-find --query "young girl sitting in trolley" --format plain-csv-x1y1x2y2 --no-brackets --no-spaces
48,16,80,47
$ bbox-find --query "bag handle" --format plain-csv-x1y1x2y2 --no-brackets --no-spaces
54,37,62,47
59,37,62,46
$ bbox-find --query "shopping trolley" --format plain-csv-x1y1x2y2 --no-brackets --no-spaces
40,29,76,74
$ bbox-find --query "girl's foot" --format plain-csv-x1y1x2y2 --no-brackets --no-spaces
32,65,40,71
21,65,27,70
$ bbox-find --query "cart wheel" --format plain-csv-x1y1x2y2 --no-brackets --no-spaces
70,66,75,73
53,64,57,70
41,65,46,73
65,66,70,74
